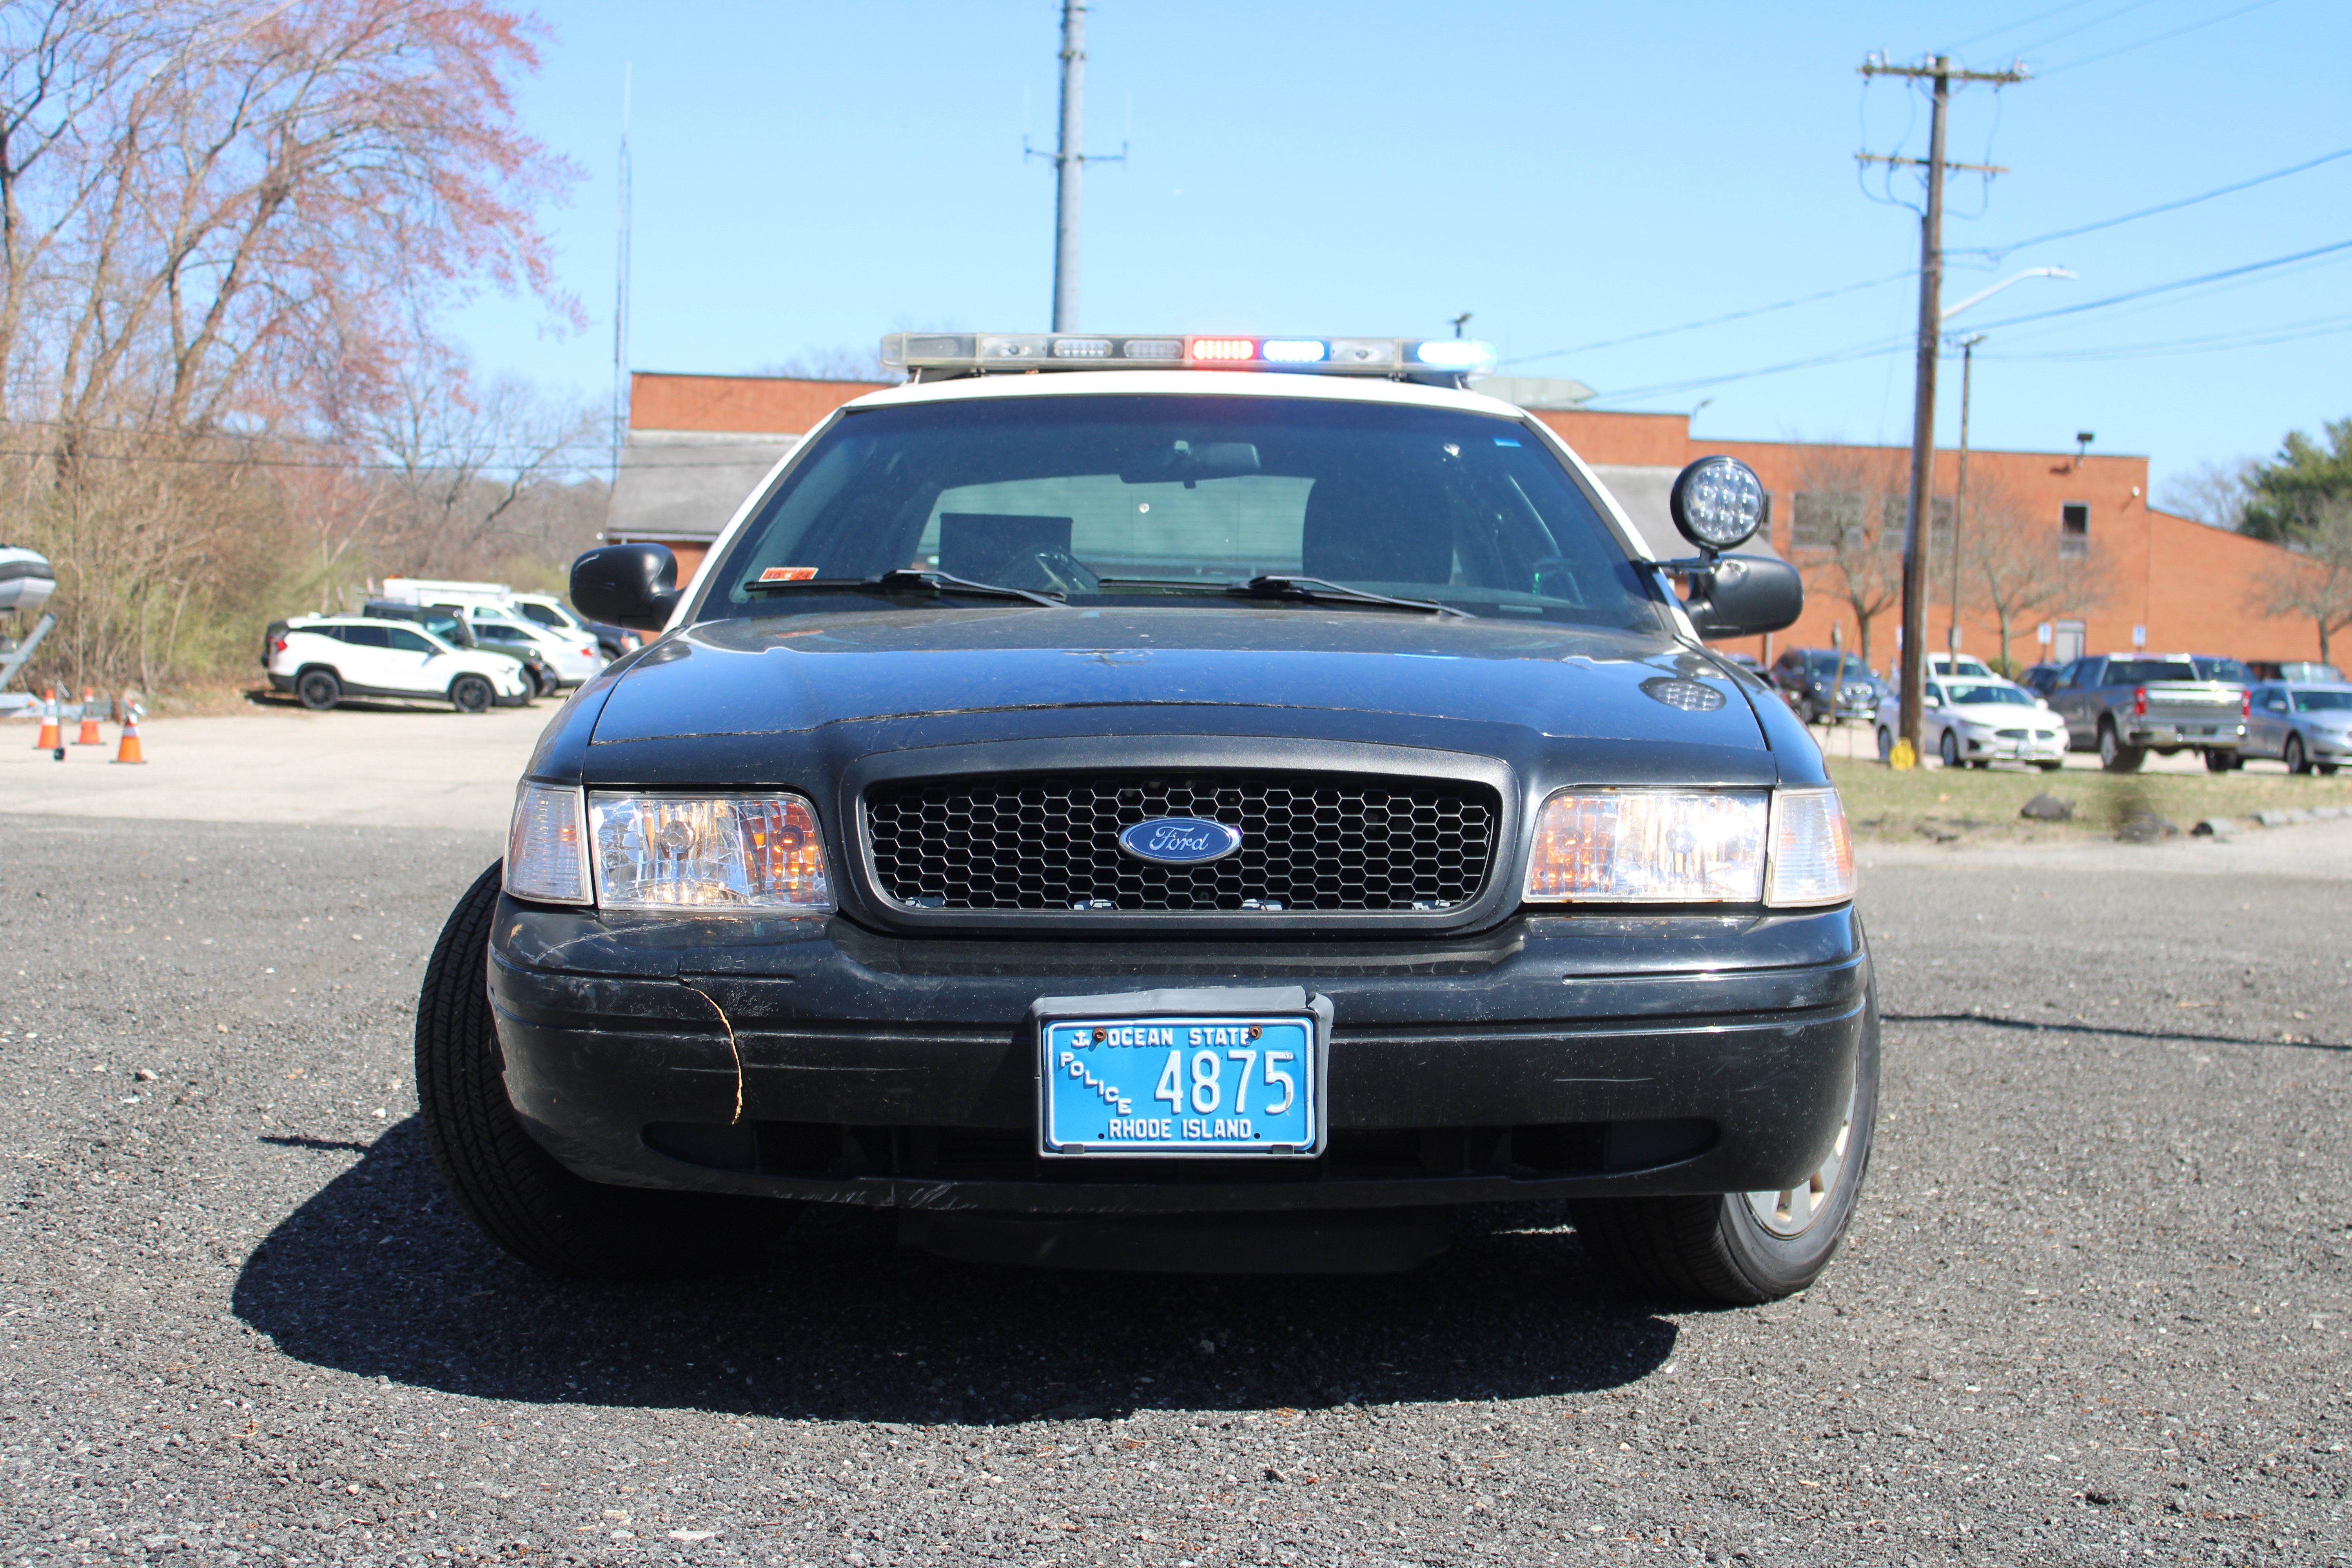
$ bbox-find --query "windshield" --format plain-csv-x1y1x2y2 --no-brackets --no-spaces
1805,653,1873,680
697,395,1663,630
2191,657,2249,682
2294,690,2352,712
1942,682,2033,706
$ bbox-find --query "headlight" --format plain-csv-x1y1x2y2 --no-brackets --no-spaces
1523,787,1855,907
1525,791,1768,902
506,781,590,904
505,786,834,912
588,792,832,912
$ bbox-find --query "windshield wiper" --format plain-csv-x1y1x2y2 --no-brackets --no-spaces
741,567,1063,609
1235,575,1474,619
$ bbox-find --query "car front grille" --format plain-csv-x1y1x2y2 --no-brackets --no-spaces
863,773,1497,913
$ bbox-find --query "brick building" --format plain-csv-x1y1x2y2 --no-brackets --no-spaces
606,370,2319,670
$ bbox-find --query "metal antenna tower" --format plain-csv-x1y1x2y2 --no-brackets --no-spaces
1028,2,1125,331
612,64,633,485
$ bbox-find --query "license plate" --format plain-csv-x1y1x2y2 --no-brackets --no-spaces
1039,1011,1322,1156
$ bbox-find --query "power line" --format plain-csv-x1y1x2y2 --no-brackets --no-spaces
1982,312,2352,360
1942,0,2105,53
1967,237,2352,330
1496,271,1913,368
1964,145,2352,259
2007,0,2163,56
2040,0,2286,73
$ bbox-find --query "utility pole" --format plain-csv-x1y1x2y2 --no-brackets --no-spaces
1949,332,1986,657
1031,2,1126,331
1857,52,2025,753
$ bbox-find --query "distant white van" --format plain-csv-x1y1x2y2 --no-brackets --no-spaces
379,577,512,611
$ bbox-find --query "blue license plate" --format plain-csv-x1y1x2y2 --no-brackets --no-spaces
1040,1013,1321,1156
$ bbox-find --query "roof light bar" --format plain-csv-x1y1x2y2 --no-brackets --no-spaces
879,332,1497,383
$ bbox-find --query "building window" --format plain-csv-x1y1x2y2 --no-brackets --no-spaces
2060,501,2089,560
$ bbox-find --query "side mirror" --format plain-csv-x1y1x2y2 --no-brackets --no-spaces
572,543,681,633
1682,554,1802,641
1925,693,1944,710
1669,456,1768,552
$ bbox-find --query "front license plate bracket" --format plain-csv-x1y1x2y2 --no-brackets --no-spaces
1030,986,1333,1159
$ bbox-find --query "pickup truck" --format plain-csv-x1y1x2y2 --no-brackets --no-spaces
2043,653,2249,771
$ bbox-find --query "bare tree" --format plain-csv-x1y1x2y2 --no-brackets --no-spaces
2156,456,2258,531
1962,475,2113,671
370,348,600,578
2249,497,2352,664
1787,446,1907,668
750,345,891,382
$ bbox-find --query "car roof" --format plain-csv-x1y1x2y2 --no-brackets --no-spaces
840,367,1528,419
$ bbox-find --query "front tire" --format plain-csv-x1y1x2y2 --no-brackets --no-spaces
2286,735,2311,775
2098,720,2145,773
1876,725,1895,763
415,863,797,1280
450,674,493,714
296,669,341,711
1571,987,1880,1305
1938,729,1960,768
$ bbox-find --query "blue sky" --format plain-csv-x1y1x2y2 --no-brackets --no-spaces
450,0,2352,495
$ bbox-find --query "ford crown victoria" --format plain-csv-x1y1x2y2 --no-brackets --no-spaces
414,333,1874,1304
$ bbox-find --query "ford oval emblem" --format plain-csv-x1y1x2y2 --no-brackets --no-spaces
1117,816,1243,866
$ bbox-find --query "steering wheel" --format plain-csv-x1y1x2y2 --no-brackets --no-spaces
994,547,1102,596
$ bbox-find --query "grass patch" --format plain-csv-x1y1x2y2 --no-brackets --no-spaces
1828,756,2352,842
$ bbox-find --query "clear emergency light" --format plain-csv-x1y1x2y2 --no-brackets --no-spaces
879,333,1499,384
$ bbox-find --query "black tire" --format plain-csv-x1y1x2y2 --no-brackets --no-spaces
2286,735,2310,776
2036,760,2063,772
1571,987,1880,1305
534,665,562,698
449,674,493,714
296,668,341,711
2321,764,2340,777
1938,729,1960,768
1876,725,1895,764
2203,750,2238,774
2098,720,2145,773
414,862,797,1280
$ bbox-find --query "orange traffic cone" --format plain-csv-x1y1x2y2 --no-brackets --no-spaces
33,688,58,750
111,702,144,765
72,688,103,745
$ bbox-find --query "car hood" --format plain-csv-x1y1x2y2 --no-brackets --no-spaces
580,606,1783,781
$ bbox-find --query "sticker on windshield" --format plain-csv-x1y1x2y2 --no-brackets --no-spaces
758,566,819,583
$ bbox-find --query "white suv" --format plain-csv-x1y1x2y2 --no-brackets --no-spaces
265,616,532,712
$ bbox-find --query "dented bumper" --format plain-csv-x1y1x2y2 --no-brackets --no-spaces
487,897,1871,1214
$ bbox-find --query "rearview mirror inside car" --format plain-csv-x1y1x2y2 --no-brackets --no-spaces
572,543,681,634
1681,554,1802,641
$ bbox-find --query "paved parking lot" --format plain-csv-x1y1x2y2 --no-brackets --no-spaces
3,731,2349,1566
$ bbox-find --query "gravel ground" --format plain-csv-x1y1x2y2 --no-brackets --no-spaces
4,816,2348,1567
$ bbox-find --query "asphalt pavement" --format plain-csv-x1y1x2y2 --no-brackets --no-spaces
4,812,2349,1567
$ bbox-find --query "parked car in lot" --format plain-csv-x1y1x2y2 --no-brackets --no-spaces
1876,675,2065,770
2240,682,2352,775
2246,660,2344,685
363,600,560,697
508,591,641,661
1925,652,1996,679
2018,662,2064,697
2042,653,2249,772
1769,647,1883,724
413,330,1872,1305
264,615,532,711
428,603,606,686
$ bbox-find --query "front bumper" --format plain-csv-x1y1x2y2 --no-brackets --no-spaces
1958,728,2067,763
488,900,1871,1216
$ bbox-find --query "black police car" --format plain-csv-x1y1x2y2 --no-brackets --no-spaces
416,333,1874,1303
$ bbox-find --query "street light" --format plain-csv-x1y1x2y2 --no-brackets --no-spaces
1940,265,2075,322
1929,267,2075,677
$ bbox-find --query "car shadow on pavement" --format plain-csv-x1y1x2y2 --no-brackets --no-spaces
232,1118,1680,1423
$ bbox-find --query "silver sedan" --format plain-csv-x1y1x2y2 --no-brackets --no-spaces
2241,682,2352,775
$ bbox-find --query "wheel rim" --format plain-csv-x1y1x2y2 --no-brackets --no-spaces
2288,738,2305,772
1940,731,1958,766
1744,1075,1856,1239
2100,727,2116,764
